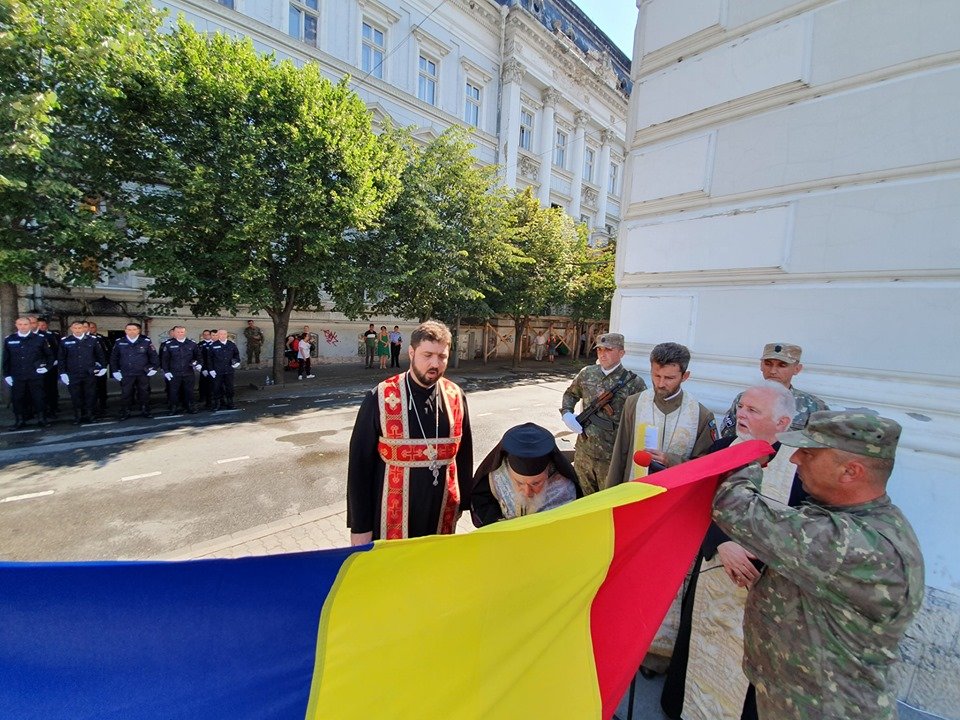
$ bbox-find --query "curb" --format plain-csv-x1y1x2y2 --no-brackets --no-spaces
157,500,348,560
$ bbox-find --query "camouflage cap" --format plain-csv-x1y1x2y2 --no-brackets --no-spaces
777,410,901,459
596,333,624,350
761,342,802,363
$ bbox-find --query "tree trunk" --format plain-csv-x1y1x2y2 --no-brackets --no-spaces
451,315,461,369
511,316,525,368
0,281,19,404
266,288,296,385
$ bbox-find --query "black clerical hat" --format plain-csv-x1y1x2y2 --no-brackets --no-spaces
502,423,555,475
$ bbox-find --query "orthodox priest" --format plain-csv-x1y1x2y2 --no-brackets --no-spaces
661,381,805,720
347,320,473,544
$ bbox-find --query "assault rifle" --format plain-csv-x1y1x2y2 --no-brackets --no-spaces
575,371,638,432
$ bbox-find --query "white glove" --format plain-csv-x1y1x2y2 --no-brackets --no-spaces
113,371,123,381
562,411,583,434
209,370,217,378
60,373,70,385
95,368,107,377
146,369,157,377
164,372,173,381
201,370,208,377
192,362,202,372
231,362,240,369
3,376,12,386
35,366,48,374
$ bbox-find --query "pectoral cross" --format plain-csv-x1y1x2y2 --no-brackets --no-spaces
426,445,440,485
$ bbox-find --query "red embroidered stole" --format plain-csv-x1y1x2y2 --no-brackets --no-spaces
376,373,463,539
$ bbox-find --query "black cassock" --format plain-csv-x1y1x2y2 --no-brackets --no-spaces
347,375,473,539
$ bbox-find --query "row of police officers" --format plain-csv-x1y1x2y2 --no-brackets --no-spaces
3,318,241,428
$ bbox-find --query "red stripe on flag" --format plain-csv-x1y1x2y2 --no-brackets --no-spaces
590,440,774,718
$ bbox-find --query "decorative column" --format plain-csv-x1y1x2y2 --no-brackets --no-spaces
569,111,588,219
537,88,561,206
594,128,613,233
499,58,525,187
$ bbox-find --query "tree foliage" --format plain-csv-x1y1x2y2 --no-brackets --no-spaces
491,189,579,366
114,22,404,381
372,127,510,324
567,236,616,324
0,0,161,329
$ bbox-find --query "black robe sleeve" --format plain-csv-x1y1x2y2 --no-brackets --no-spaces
346,390,381,534
454,393,474,512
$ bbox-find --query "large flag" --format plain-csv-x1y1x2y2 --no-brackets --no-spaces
0,441,771,719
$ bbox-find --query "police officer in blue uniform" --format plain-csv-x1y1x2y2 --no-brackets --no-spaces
204,329,242,410
3,317,53,429
197,329,215,410
110,322,160,419
58,320,107,424
160,325,201,414
36,317,61,419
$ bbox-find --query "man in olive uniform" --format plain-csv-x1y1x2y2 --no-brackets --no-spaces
719,342,828,438
243,319,264,365
713,411,924,720
559,333,646,494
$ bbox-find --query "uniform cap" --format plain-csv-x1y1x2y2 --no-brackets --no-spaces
761,342,802,363
596,333,625,350
502,423,556,475
777,410,901,459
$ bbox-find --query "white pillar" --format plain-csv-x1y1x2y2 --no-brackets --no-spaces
594,128,613,233
569,111,588,219
537,88,560,206
499,58,524,187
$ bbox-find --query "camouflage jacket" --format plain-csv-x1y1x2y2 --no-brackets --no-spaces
243,326,264,346
720,386,828,438
712,464,924,719
560,364,646,459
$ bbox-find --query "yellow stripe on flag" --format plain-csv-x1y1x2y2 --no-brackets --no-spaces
305,482,664,720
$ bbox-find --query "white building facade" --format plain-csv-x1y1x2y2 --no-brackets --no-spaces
615,1,960,715
21,0,630,358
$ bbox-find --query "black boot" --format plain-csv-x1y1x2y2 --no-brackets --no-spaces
141,407,152,418
38,415,51,428
118,410,130,421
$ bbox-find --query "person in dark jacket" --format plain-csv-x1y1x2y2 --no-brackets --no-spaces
3,317,53,429
57,321,107,424
110,322,160,419
203,329,241,410
160,325,201,414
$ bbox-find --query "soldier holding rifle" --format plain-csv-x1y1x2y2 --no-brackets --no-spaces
560,333,646,494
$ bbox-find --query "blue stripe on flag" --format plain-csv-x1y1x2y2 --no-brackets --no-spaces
0,546,366,719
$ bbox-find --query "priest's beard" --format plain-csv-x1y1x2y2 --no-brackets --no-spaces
410,364,443,387
515,488,547,517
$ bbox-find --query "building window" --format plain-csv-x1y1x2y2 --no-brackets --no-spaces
519,108,534,151
554,130,567,169
217,0,234,8
464,82,481,127
418,54,438,105
289,1,319,46
608,162,619,195
362,21,385,79
583,147,595,183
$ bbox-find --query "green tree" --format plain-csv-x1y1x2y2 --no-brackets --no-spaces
567,236,616,357
492,189,579,367
373,127,510,324
0,0,161,332
115,22,404,383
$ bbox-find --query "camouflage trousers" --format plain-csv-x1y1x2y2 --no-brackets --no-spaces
573,448,611,495
756,683,837,720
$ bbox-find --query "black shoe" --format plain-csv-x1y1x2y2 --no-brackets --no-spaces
73,417,83,426
141,410,152,418
10,420,26,430
79,416,93,425
38,418,51,428
187,407,197,414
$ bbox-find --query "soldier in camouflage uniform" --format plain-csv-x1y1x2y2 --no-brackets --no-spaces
720,343,828,438
713,410,924,720
560,333,646,494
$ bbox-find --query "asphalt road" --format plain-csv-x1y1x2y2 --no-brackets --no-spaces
0,372,579,561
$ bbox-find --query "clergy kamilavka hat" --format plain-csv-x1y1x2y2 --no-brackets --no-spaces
502,422,556,476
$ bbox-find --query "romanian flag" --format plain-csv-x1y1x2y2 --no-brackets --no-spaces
0,441,770,719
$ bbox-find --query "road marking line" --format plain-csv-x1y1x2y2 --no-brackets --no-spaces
476,412,493,417
268,403,290,408
121,471,161,482
216,455,250,464
1,490,55,503
2,429,35,435
93,421,118,426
